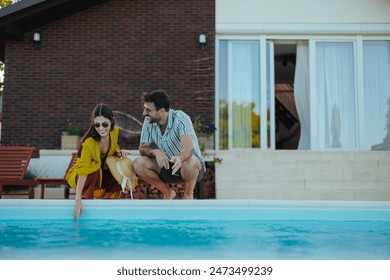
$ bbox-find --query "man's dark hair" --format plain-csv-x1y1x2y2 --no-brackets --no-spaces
142,90,171,111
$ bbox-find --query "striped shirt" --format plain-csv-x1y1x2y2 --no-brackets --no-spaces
140,109,205,171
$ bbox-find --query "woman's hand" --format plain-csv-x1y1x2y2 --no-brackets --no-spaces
116,150,130,158
73,199,83,220
74,175,86,220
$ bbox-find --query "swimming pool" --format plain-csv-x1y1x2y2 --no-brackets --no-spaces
1,200,389,260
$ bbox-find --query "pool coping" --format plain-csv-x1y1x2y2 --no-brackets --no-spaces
1,199,390,221
1,199,390,209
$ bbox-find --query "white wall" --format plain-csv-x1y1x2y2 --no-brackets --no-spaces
217,0,390,24
215,150,390,200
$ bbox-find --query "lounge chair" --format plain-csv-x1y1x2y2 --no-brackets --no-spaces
35,152,78,199
0,146,36,199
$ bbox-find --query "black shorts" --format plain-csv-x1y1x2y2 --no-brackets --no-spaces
159,162,205,184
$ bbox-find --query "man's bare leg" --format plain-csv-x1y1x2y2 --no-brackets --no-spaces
133,157,176,199
180,155,201,199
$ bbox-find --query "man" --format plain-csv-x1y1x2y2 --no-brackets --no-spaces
133,90,205,199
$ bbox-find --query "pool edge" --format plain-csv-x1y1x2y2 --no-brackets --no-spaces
1,199,390,221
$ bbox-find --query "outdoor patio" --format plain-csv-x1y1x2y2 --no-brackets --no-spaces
3,149,389,201
2,149,217,200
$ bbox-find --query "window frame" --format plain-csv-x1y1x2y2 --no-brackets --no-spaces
216,34,390,151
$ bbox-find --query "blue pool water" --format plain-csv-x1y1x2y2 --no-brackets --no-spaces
1,219,390,260
0,200,389,260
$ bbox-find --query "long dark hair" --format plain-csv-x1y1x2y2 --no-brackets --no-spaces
77,103,115,157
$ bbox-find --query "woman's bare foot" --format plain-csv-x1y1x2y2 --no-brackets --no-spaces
164,189,176,200
102,192,112,198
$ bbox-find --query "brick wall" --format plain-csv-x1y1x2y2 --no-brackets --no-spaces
2,0,215,153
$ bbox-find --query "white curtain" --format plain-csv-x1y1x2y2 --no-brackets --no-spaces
315,42,356,149
294,41,310,149
363,41,390,150
230,42,260,148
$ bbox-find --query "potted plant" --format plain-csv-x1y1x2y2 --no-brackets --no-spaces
193,116,222,166
61,120,81,150
193,117,222,199
193,116,216,151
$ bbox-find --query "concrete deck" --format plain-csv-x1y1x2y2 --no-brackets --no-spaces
215,150,390,201
4,149,389,201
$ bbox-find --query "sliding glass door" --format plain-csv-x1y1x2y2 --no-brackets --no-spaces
312,40,390,150
362,40,390,150
314,42,357,149
218,39,274,150
217,37,390,151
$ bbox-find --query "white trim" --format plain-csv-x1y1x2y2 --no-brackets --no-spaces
355,37,364,149
227,42,233,150
309,40,316,150
260,35,267,150
353,40,360,149
268,41,276,150
215,38,220,150
217,23,390,35
217,34,262,40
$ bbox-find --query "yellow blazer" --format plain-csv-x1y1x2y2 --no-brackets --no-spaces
66,126,120,189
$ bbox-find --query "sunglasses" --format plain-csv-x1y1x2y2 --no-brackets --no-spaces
93,122,110,128
143,106,157,113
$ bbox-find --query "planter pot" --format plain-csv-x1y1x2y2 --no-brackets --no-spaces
61,135,80,150
198,135,214,150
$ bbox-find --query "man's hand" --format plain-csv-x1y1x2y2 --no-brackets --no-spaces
170,156,182,175
139,142,158,158
154,149,170,169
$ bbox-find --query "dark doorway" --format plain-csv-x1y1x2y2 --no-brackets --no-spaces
274,43,300,149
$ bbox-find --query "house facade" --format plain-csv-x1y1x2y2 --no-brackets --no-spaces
214,0,390,200
215,0,390,152
0,0,215,150
0,0,389,200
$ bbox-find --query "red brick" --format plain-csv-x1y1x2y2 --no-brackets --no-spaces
2,0,215,152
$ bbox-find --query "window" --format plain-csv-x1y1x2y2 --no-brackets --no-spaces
217,37,390,151
362,40,390,150
314,42,357,149
218,39,293,151
218,40,262,149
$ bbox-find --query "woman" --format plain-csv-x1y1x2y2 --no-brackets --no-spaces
66,103,128,220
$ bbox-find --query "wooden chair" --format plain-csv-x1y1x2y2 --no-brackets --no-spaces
0,146,36,199
112,110,142,139
35,152,78,199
